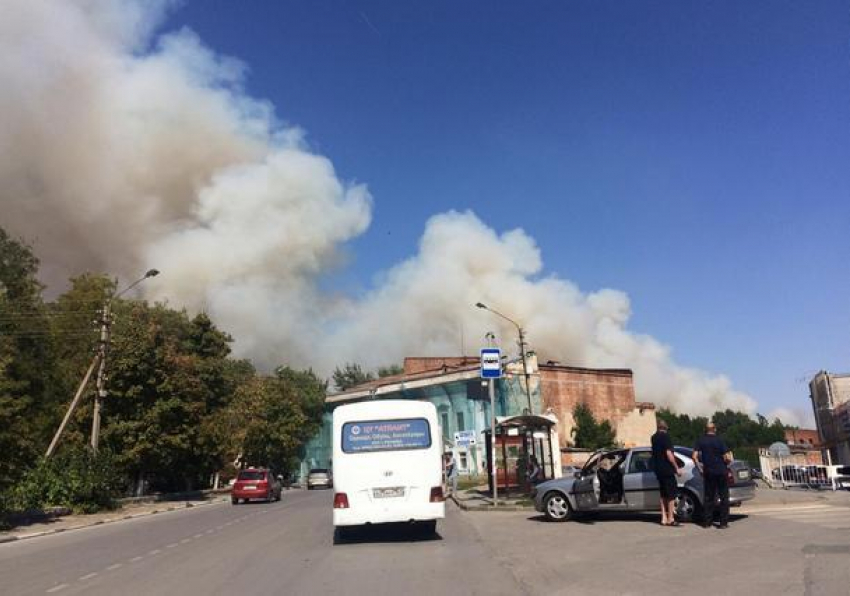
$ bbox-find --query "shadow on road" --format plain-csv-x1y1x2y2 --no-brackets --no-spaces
526,512,749,526
333,523,443,545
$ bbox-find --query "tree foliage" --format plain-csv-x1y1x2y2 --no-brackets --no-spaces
0,225,329,511
571,403,617,450
332,363,374,391
656,408,786,449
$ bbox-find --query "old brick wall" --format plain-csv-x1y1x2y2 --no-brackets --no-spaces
539,365,656,457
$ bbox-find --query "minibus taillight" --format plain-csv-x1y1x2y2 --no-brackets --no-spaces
429,486,444,503
333,492,350,509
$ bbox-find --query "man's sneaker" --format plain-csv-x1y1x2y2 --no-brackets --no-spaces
717,523,729,529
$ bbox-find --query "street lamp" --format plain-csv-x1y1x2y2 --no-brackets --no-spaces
475,302,534,415
90,268,160,452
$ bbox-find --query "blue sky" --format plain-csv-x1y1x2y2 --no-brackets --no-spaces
163,1,850,420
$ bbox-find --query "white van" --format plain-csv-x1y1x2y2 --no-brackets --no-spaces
332,400,445,534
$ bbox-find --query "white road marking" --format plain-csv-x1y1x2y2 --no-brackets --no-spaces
106,563,123,571
193,533,203,539
216,525,225,530
180,538,191,544
166,543,179,548
79,573,98,581
206,529,215,534
148,549,161,555
46,584,69,593
129,556,144,562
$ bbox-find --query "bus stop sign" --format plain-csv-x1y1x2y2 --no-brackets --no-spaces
480,348,501,379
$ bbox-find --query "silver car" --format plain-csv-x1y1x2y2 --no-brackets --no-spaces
306,468,333,490
532,446,755,523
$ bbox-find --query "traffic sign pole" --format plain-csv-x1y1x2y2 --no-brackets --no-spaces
481,347,501,508
490,377,498,508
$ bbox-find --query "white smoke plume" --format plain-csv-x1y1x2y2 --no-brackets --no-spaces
1,0,759,417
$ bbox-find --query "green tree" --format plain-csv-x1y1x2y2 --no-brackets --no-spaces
0,229,62,490
571,403,617,450
215,369,326,473
332,363,374,391
377,364,403,378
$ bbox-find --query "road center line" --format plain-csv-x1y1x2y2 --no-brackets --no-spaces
79,573,98,581
180,538,191,544
46,584,69,593
148,549,161,555
129,556,144,562
166,543,179,548
106,563,123,571
193,533,203,539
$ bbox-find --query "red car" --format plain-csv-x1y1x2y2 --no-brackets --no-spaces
231,468,282,504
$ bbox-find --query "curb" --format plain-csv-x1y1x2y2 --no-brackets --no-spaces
451,494,533,512
0,498,227,545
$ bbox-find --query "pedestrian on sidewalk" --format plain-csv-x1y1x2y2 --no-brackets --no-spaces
693,422,732,529
651,419,682,526
447,454,459,496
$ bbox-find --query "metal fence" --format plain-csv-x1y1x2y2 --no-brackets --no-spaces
758,450,850,490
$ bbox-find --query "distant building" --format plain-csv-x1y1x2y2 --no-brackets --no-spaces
808,371,850,465
783,428,823,466
300,354,656,479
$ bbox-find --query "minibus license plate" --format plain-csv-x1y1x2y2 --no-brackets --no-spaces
373,487,404,499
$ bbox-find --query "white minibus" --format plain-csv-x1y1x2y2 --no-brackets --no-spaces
332,400,445,534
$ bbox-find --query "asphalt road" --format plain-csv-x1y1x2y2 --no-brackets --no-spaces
3,490,850,595
0,490,522,596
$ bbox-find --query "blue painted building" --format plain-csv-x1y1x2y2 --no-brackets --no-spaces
300,356,546,480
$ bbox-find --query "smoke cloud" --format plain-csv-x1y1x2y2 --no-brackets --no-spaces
1,0,758,416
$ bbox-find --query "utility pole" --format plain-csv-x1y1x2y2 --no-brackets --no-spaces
475,302,534,415
46,354,100,457
45,268,160,458
516,326,533,415
90,301,112,452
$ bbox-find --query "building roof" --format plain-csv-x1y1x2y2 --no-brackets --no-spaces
326,356,640,404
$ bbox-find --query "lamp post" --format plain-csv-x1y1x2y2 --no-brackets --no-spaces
475,302,534,415
90,268,160,452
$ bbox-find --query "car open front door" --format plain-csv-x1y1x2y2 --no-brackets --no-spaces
573,454,600,511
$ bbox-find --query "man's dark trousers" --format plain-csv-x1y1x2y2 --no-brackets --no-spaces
703,472,729,526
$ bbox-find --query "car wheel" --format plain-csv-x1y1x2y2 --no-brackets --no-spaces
231,497,238,505
675,489,702,523
543,491,572,522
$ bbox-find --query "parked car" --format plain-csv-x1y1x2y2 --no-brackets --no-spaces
532,446,756,523
306,468,333,490
232,468,282,504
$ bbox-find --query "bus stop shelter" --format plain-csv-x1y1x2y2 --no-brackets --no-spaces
483,413,560,495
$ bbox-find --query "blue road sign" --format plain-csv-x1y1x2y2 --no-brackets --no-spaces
480,348,502,379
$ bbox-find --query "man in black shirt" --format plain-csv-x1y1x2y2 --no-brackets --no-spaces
693,422,732,529
651,420,681,526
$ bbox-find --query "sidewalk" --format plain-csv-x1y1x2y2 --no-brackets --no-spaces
0,493,232,544
450,485,536,512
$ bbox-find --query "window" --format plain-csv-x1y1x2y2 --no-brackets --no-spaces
459,451,468,470
628,451,653,474
456,411,465,431
441,412,450,439
237,470,265,481
341,418,432,454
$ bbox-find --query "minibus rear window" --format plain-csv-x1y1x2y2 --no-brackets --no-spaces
341,418,431,453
